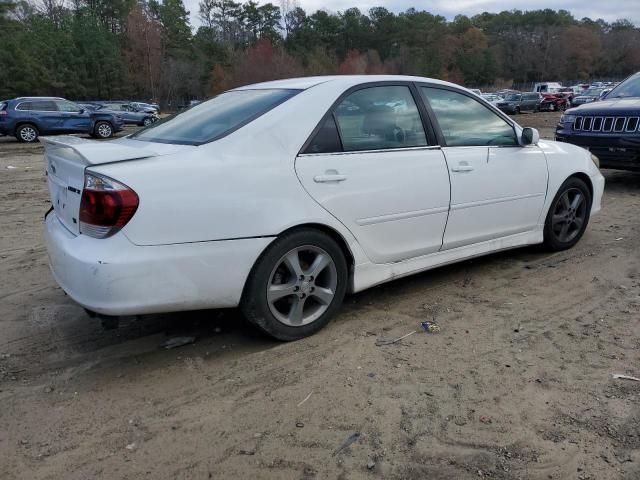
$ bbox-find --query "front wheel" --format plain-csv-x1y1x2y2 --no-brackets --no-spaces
241,229,348,341
143,117,153,127
93,121,113,139
543,177,592,251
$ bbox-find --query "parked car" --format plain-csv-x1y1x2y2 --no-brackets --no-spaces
539,93,570,112
469,88,482,96
572,88,606,106
556,71,640,171
43,75,604,339
0,97,124,143
481,93,504,106
496,92,542,114
130,102,159,114
96,103,158,126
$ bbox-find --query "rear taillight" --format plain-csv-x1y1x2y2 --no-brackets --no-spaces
79,172,139,238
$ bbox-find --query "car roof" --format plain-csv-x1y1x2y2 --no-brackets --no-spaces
233,75,463,92
13,97,65,101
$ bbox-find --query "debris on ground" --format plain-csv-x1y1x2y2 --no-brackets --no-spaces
332,432,361,456
420,320,441,333
375,330,416,346
367,459,376,470
375,321,441,346
479,415,493,424
612,374,640,382
297,392,313,407
238,445,256,455
162,336,196,349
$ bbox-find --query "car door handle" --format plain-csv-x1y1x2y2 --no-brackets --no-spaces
314,172,347,183
451,164,474,172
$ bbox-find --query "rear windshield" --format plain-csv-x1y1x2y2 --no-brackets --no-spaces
131,89,300,145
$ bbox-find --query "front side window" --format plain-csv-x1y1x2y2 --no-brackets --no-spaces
56,100,81,112
132,89,299,145
333,86,427,152
422,87,518,147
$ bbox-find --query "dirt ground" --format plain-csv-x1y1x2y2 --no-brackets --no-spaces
1,113,639,480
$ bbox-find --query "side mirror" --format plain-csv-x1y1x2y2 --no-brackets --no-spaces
521,127,539,146
78,108,85,114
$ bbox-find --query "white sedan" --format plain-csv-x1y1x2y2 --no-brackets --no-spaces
43,75,605,340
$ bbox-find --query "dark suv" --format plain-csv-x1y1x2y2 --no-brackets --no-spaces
496,92,542,114
0,97,124,143
556,72,640,171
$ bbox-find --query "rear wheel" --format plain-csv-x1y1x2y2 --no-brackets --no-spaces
543,177,592,251
515,106,521,114
241,229,348,341
16,124,39,143
93,121,113,139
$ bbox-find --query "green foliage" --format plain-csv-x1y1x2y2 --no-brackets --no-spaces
1,2,639,105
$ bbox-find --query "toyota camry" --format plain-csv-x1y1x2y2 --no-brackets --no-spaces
43,75,605,340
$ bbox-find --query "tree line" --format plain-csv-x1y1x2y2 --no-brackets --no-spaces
1,0,639,107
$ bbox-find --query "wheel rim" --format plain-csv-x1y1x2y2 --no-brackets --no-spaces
267,245,338,327
98,124,111,138
144,118,152,126
20,126,36,142
551,187,587,243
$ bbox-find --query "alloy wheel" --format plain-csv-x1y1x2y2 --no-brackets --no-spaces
551,187,587,243
97,123,112,138
20,126,37,142
267,245,338,327
143,117,152,126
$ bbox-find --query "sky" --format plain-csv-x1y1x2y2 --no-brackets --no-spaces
183,0,640,27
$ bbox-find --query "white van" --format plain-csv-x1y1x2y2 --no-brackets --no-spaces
533,82,563,93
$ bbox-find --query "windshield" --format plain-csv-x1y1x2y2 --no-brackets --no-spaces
607,73,640,99
582,88,604,96
132,89,299,145
505,94,521,101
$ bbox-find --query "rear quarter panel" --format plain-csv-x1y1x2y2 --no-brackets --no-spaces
89,92,360,254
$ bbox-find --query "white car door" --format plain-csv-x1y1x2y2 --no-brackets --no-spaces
420,86,548,250
295,84,451,264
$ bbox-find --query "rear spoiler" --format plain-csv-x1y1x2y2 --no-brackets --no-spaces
42,136,155,166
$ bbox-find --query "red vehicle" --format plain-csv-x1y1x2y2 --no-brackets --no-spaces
540,92,570,112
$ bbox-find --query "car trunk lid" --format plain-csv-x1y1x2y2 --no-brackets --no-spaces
43,136,193,235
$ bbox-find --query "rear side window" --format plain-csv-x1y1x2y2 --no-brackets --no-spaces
304,115,342,154
333,86,427,152
28,101,57,111
0,102,7,111
16,102,32,110
132,89,299,145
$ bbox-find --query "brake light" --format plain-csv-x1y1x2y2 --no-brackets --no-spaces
0,111,7,116
79,172,139,238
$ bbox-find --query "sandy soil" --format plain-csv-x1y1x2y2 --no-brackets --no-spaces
1,114,640,480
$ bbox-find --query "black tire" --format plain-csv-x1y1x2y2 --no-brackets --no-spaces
93,121,113,139
240,229,348,341
543,177,592,251
16,123,39,143
142,117,153,127
515,106,521,114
